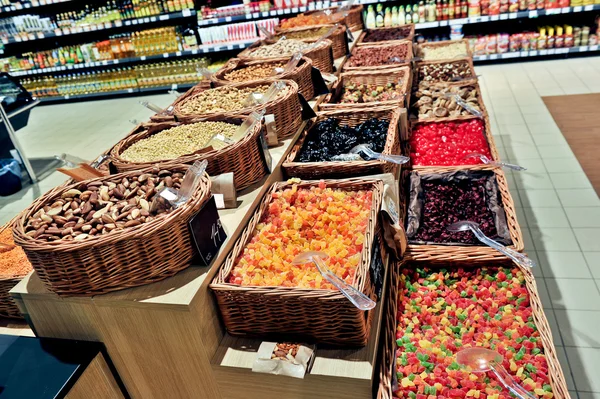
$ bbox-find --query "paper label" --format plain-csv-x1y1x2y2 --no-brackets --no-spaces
188,196,227,266
213,193,225,209
264,114,279,148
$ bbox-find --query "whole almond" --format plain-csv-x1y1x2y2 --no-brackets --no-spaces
46,206,62,216
81,225,92,232
74,233,89,241
124,220,142,228
62,189,82,199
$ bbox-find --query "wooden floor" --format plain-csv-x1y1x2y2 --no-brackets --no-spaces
543,93,600,195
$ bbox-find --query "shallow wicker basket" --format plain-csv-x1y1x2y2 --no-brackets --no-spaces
0,218,30,319
341,41,414,72
109,115,268,191
149,82,209,123
211,57,314,100
416,39,473,62
274,24,348,59
408,114,500,171
13,165,212,297
400,167,524,262
283,105,402,180
377,260,571,399
210,177,384,346
238,38,334,73
416,57,477,86
319,66,412,111
304,4,364,31
173,79,303,140
356,25,415,46
412,79,487,122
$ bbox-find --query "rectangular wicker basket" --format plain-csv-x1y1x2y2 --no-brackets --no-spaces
209,178,385,346
356,25,416,46
415,39,474,62
377,260,571,399
416,57,477,86
341,41,414,72
282,105,403,180
400,167,524,262
412,79,487,122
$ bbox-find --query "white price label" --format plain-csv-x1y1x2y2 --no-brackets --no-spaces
277,9,284,14
252,12,259,18
163,53,169,58
182,8,192,17
500,13,508,19
468,17,480,23
159,15,169,20
115,20,123,27
113,59,119,64
490,54,498,59
176,51,182,56
584,4,593,10
64,95,70,100
245,13,252,19
491,15,499,20
127,88,134,93
520,51,529,57
539,49,548,55
1,39,7,44
309,3,316,9
503,52,519,58
590,45,599,51
529,50,538,56
202,48,209,53
440,20,448,26
37,33,45,39
300,6,307,11
191,49,198,54
227,44,234,50
556,48,569,54
579,45,588,51
140,55,147,60
125,20,131,25
171,84,178,90
102,60,108,65
480,16,490,21
28,34,35,40
547,48,556,54
225,16,232,21
151,17,157,22
292,7,299,12
15,37,22,42
418,22,439,28
545,8,560,14
132,19,139,24
262,11,269,17
573,5,582,11
561,7,570,12
25,3,30,7
477,55,488,60
143,17,150,23
528,10,537,17
508,12,517,18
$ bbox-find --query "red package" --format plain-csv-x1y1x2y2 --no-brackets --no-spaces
498,33,510,53
510,34,521,52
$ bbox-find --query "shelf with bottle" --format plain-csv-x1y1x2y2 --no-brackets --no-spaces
0,0,72,15
0,0,196,47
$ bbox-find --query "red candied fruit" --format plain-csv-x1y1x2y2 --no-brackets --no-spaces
410,119,492,166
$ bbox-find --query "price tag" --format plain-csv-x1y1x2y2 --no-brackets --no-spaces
503,52,519,58
182,8,192,17
561,7,570,12
151,17,157,22
476,55,488,60
548,48,556,54
1,39,7,44
143,17,150,23
300,6,307,11
440,20,449,26
176,51,182,56
140,55,147,60
127,88,134,93
202,47,209,53
480,16,490,21
556,48,569,54
277,9,284,14
252,12,259,18
309,2,316,9
418,22,439,28
529,50,538,56
245,13,252,19
133,19,139,24
74,64,81,68
500,13,508,19
163,53,169,58
225,16,232,21
125,20,131,25
584,4,593,10
539,49,548,55
227,44,234,50
520,51,529,57
545,8,560,14
262,11,269,17
292,7,299,12
171,84,178,90
528,10,537,17
188,196,227,266
491,14,499,20
469,16,480,23
64,95,70,100
191,49,198,54
37,32,45,39
508,12,517,18
28,33,35,40
490,54,498,59
159,15,169,20
102,60,108,65
590,45,599,51
113,59,119,64
27,70,32,75
15,37,22,42
573,5,582,11
25,3,30,7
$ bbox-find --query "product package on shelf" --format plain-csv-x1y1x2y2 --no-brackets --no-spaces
283,106,405,180
0,218,32,319
412,79,487,121
401,168,524,262
378,260,570,399
357,25,416,46
278,12,345,30
12,164,213,296
319,66,412,111
211,56,315,101
109,114,269,191
210,178,386,346
341,41,414,71
273,24,349,59
304,4,364,31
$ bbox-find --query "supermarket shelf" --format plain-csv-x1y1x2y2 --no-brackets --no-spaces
0,0,72,15
0,9,196,46
36,83,195,103
414,4,600,30
473,44,600,61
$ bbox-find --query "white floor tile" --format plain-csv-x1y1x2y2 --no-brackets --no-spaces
555,346,577,391
574,229,600,251
550,173,594,190
515,172,555,190
536,252,592,279
543,158,585,174
565,346,600,392
537,145,576,159
583,253,600,280
518,189,562,208
530,227,580,251
545,278,600,311
554,310,600,348
557,189,600,208
565,208,600,228
524,207,570,228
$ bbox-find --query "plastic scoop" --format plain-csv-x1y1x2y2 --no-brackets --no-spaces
54,153,89,168
196,67,214,80
349,144,410,165
258,25,275,40
243,81,286,107
457,348,537,399
90,154,111,169
292,251,376,310
139,100,164,114
150,160,208,212
206,110,265,148
447,221,535,268
463,153,526,171
273,52,303,75
304,25,338,53
389,56,422,63
443,92,483,118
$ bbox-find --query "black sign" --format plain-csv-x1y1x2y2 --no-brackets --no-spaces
258,130,273,173
310,67,330,96
345,24,355,44
188,196,227,266
370,235,384,300
298,93,317,120
108,161,119,175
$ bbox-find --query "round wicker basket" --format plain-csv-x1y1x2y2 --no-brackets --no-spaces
0,218,30,319
237,39,334,73
273,24,348,59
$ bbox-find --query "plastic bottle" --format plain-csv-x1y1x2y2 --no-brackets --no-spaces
384,7,392,26
376,4,384,27
398,5,406,24
418,1,426,20
391,6,399,26
412,3,420,22
405,5,412,23
366,5,376,28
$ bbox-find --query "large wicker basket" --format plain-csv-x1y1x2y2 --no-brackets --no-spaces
283,106,403,180
173,79,303,140
13,165,212,297
304,4,364,31
274,24,349,59
341,41,414,72
238,38,334,73
400,167,524,262
0,218,30,319
356,25,415,46
319,66,412,111
412,79,487,122
416,57,477,86
210,177,384,346
408,115,500,171
109,115,269,191
415,39,473,62
149,83,209,123
377,260,571,399
211,57,314,100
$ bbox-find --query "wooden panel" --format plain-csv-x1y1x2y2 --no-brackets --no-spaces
66,354,125,399
543,93,600,195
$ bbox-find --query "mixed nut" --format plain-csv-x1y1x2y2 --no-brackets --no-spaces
22,169,185,242
120,121,239,163
419,42,469,61
362,27,413,42
347,44,411,67
247,39,310,58
414,82,482,119
178,84,278,115
223,62,286,82
275,26,332,40
271,343,300,361
340,81,405,104
418,61,474,83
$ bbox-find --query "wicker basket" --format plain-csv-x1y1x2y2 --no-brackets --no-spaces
211,57,314,100
408,115,500,171
283,106,403,179
13,165,212,297
238,38,334,73
416,57,477,86
109,115,268,191
341,41,414,72
356,25,415,46
149,83,209,123
377,260,571,399
319,66,412,111
304,4,364,31
274,24,349,59
400,167,524,262
412,79,487,122
416,39,473,62
0,218,30,319
210,178,384,346
173,79,303,140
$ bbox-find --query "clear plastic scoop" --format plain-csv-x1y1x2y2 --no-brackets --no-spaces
258,25,275,40
243,81,286,107
292,251,376,310
139,100,164,114
457,348,537,399
273,52,303,75
463,153,526,171
54,153,89,168
150,160,208,212
443,92,483,118
350,144,410,165
447,221,535,268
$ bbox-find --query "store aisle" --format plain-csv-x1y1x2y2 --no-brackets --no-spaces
0,57,600,398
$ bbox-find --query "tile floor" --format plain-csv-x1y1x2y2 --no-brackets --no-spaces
1,57,600,398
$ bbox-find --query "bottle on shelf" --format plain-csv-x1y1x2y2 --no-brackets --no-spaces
375,4,384,27
366,5,376,28
384,7,392,27
405,5,413,23
398,5,406,24
412,3,419,23
391,6,399,26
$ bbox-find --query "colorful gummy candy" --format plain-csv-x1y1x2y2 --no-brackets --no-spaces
394,266,553,399
228,181,373,289
410,119,492,167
